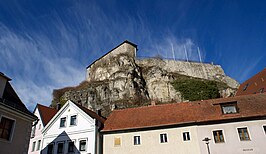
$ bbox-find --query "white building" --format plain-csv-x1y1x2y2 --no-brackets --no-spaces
41,100,105,154
102,93,266,154
28,104,57,154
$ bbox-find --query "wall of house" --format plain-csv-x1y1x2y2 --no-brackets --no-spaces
0,75,7,98
42,103,96,154
197,119,266,154
28,108,44,154
103,126,201,154
0,107,32,154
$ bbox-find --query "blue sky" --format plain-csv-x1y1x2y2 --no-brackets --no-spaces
0,0,265,110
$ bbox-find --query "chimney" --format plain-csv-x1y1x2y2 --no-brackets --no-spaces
96,109,102,117
56,103,61,110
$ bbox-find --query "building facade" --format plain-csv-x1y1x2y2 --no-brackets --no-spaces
0,72,37,154
28,104,57,154
102,93,266,154
41,100,105,154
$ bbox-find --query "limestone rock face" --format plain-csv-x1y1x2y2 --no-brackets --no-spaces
54,41,239,117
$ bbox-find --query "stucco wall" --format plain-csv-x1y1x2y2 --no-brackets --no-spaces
197,120,266,154
0,108,32,154
103,126,201,154
28,108,44,154
42,102,97,154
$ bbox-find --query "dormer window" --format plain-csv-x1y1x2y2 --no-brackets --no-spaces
221,102,238,114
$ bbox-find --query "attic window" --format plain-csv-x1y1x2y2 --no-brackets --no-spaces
243,83,249,91
221,102,238,114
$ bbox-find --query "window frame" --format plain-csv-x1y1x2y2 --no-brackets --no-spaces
237,127,251,141
70,115,77,126
182,131,191,141
0,115,16,142
79,138,87,151
221,102,238,114
59,117,67,128
32,141,36,152
36,140,41,151
67,140,75,153
212,130,225,143
47,142,54,154
133,135,141,145
160,133,168,143
57,142,64,154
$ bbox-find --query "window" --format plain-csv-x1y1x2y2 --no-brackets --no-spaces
243,83,249,91
60,117,66,127
114,137,121,146
134,136,141,145
213,130,225,143
47,144,54,154
260,88,264,93
57,142,64,154
70,115,77,126
183,132,190,141
221,102,238,114
79,140,86,151
0,116,15,141
68,141,75,153
32,141,36,152
160,133,168,143
37,140,41,151
31,125,36,138
238,127,250,141
263,126,266,134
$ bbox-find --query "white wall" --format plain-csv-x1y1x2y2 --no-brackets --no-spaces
28,108,44,154
197,119,266,154
42,102,96,154
103,126,201,154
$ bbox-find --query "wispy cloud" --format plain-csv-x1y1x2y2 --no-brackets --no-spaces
0,0,204,110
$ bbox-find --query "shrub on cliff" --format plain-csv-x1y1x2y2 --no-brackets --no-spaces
172,78,220,101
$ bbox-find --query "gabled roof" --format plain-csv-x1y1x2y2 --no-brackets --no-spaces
36,104,58,126
102,93,266,132
42,100,105,133
86,40,137,69
236,68,266,96
0,81,36,119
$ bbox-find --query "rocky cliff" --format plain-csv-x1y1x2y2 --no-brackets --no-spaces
52,41,239,117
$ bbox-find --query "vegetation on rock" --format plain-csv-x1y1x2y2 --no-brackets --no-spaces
171,77,223,101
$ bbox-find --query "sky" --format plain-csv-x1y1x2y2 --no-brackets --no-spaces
0,0,266,110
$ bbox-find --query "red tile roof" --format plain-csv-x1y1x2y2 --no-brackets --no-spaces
102,93,266,132
37,104,58,126
236,68,266,96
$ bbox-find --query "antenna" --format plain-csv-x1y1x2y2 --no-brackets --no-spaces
171,43,175,60
184,45,188,62
197,47,202,63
